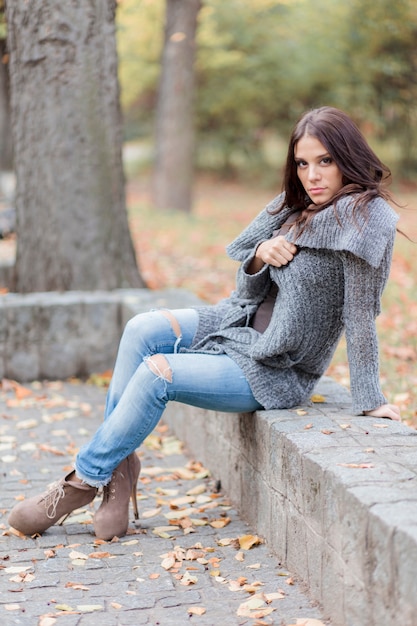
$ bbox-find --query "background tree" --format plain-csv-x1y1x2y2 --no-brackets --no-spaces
0,1,12,171
117,0,417,184
152,0,202,212
6,0,144,292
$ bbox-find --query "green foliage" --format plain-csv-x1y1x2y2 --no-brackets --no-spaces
116,0,417,178
116,0,165,138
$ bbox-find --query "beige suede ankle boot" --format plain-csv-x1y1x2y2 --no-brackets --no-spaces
93,453,141,541
8,471,97,536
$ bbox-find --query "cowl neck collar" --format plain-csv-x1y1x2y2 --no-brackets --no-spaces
285,195,398,267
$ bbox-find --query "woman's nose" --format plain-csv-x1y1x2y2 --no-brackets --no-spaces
308,165,320,181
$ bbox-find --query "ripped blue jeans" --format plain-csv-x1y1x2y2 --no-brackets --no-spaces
75,309,263,486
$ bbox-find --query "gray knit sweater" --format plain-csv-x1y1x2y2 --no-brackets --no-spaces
189,193,398,414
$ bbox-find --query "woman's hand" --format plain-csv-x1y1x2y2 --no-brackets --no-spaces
248,236,297,274
363,404,401,421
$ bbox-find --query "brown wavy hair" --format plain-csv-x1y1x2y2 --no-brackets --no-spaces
272,106,393,231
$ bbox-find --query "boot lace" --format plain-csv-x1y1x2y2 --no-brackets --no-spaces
43,481,66,520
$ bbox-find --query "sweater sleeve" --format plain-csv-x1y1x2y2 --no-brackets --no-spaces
231,252,271,302
339,248,392,414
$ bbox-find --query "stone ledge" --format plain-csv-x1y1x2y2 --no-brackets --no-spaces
163,380,417,626
0,288,200,381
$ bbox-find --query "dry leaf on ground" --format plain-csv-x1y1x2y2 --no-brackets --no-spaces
238,534,263,550
188,606,206,615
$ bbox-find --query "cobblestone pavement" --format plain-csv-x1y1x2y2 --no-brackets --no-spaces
0,380,330,626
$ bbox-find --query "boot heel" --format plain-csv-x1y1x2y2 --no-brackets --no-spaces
131,480,139,520
93,452,141,540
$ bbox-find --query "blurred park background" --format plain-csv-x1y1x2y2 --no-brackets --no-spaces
1,0,416,422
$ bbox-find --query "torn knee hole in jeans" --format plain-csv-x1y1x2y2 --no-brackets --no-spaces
146,354,173,383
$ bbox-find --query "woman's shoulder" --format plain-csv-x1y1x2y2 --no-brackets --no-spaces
337,194,399,227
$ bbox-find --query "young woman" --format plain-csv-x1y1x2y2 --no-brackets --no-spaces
9,106,401,540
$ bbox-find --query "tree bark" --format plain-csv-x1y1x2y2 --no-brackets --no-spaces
0,39,13,171
6,0,144,292
153,0,201,213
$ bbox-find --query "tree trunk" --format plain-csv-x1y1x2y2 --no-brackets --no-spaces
153,0,201,213
0,39,13,172
6,0,144,292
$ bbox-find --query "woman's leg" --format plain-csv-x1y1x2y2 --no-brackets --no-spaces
75,351,262,487
104,308,199,418
8,308,200,535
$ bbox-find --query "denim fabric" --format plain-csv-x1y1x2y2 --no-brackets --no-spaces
75,309,262,486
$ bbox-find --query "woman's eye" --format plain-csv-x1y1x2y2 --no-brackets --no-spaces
296,160,307,168
321,157,332,165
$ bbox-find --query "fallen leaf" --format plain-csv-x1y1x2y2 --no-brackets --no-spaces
311,394,326,403
188,606,206,615
9,572,35,583
155,487,178,496
239,534,263,550
55,604,74,612
185,549,206,561
180,571,198,586
4,566,32,574
141,507,162,519
88,552,113,559
210,518,230,529
337,463,374,469
169,495,196,508
164,507,197,520
38,444,66,456
153,526,177,539
243,582,264,593
304,423,313,430
229,580,245,591
265,591,285,600
69,550,88,560
16,419,38,430
76,605,103,613
5,603,20,611
186,484,206,496
39,617,57,626
288,617,325,626
189,518,208,527
44,549,56,559
161,556,176,570
237,594,275,618
321,429,334,435
171,467,196,480
65,582,90,591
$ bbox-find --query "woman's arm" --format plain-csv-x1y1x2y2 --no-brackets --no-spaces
340,249,400,418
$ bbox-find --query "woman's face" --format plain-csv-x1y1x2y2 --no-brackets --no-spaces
294,134,344,204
